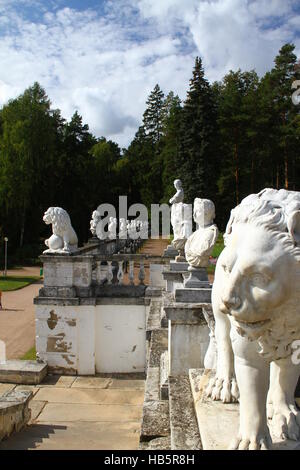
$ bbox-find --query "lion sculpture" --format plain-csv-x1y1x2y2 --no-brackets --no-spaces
206,188,300,449
43,207,78,253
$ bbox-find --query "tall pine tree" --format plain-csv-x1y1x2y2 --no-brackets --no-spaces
178,57,219,203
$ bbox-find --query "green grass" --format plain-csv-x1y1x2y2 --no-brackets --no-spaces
208,233,224,275
0,276,40,291
211,232,225,258
21,346,36,361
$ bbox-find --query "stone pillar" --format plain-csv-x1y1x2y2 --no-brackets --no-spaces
164,303,210,375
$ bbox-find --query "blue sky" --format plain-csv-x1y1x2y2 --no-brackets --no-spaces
0,0,300,147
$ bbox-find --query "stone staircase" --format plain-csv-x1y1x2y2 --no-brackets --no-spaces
139,291,202,450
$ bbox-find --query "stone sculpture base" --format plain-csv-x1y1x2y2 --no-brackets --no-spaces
184,267,210,289
175,254,186,263
163,245,179,258
175,288,211,303
170,260,189,272
163,303,210,375
189,369,300,451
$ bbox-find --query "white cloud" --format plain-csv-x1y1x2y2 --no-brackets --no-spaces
0,0,299,147
136,0,300,81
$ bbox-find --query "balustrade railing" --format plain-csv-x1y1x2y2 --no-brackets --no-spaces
94,253,168,287
40,243,169,299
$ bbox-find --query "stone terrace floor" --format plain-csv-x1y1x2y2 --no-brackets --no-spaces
0,375,145,450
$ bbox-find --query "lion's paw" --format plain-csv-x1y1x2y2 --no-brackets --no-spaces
206,376,239,403
229,433,271,450
271,403,300,441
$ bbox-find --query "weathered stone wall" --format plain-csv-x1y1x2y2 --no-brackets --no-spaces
35,300,149,375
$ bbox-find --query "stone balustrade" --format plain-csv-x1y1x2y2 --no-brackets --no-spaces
38,252,169,301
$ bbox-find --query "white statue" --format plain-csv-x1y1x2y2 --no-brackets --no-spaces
207,188,300,449
43,207,78,253
90,210,101,236
185,198,218,268
108,217,117,240
119,218,127,239
128,220,137,239
171,203,193,256
170,179,184,243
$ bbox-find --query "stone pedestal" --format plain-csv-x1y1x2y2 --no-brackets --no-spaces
162,270,185,294
175,287,211,303
184,266,210,288
170,260,189,272
163,302,210,375
163,245,178,258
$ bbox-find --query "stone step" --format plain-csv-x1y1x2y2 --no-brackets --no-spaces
0,389,32,441
0,361,47,385
140,436,171,450
189,368,300,450
140,366,170,444
148,329,168,368
146,300,162,337
169,375,202,450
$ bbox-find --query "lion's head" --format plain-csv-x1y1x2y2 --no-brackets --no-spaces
216,188,300,360
43,207,71,235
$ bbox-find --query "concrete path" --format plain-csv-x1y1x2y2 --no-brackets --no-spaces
5,266,41,277
0,375,145,450
0,281,42,360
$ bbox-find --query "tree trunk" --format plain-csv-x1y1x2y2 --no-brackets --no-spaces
19,202,26,248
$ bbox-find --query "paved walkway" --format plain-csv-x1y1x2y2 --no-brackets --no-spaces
5,266,41,277
0,281,41,359
0,375,145,450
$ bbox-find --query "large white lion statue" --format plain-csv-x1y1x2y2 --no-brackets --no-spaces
43,207,78,253
207,188,300,449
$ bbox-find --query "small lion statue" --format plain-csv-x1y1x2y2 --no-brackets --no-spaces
43,207,78,253
207,188,300,449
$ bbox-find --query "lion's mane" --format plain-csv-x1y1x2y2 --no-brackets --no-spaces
44,207,72,235
225,188,300,361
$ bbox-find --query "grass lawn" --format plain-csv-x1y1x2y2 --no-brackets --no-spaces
208,233,224,275
211,232,225,258
21,346,36,360
0,276,40,291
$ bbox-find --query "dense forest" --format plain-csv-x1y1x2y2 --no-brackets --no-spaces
0,43,300,263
